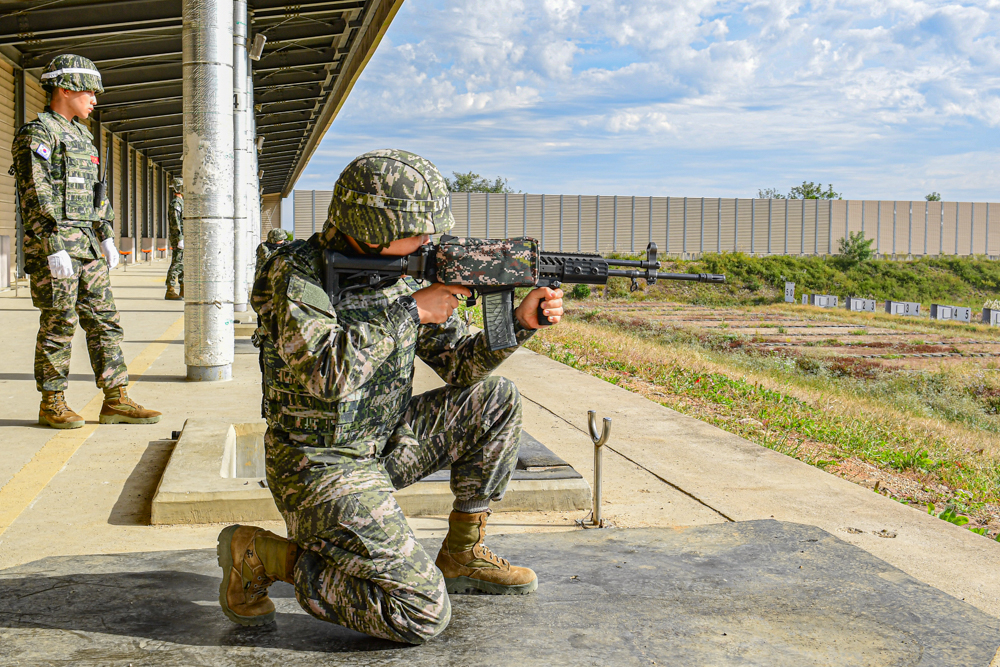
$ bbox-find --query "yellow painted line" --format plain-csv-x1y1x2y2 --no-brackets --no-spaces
0,316,184,538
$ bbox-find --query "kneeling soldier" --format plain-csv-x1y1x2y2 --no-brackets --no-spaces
217,149,564,643
11,54,160,428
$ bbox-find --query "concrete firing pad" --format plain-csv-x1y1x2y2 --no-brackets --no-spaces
0,521,996,666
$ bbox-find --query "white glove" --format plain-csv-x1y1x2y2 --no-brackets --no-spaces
47,250,73,279
101,239,120,269
177,239,184,250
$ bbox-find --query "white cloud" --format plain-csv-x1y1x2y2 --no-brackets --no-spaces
301,0,1000,200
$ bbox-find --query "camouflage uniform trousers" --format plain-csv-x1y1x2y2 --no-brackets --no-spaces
29,256,127,392
166,248,183,291
266,375,522,644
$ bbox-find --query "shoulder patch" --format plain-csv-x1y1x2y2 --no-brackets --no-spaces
287,274,334,315
34,143,51,160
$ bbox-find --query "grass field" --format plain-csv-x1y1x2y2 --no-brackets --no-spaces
498,254,1000,541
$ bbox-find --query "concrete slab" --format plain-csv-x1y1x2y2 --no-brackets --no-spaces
497,348,1000,618
151,420,591,524
0,522,996,666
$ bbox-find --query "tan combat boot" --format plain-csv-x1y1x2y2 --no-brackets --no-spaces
164,286,182,300
38,390,85,429
217,525,299,626
435,509,538,595
99,386,162,424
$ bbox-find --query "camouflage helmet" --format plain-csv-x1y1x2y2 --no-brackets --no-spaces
40,54,103,94
171,177,183,192
267,228,290,244
323,149,454,250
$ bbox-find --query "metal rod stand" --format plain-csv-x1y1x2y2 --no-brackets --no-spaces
581,410,612,529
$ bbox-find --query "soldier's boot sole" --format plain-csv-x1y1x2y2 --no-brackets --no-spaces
164,293,182,301
217,524,276,626
99,413,161,425
38,414,84,429
444,575,538,596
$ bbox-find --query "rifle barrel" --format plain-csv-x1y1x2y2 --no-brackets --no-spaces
605,269,726,283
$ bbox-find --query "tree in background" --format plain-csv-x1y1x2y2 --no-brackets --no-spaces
838,231,875,266
757,182,841,199
925,192,942,201
788,181,841,200
446,171,519,193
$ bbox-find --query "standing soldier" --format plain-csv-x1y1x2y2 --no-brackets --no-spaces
11,54,161,429
164,179,183,300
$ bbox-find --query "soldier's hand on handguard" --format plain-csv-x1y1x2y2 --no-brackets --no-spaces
412,283,473,324
515,287,564,329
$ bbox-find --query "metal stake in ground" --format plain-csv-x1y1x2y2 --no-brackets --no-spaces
589,410,612,527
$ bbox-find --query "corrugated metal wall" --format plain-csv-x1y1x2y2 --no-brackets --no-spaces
260,193,281,235
0,61,15,255
294,190,1000,258
292,189,333,240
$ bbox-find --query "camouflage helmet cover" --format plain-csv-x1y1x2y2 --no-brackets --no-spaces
267,228,290,243
323,149,455,249
40,54,104,94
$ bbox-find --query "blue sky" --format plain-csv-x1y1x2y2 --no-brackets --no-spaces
294,0,1000,204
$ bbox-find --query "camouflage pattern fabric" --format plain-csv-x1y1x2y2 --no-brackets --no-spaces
168,196,183,247
166,249,183,291
12,105,127,393
29,257,127,391
252,232,534,642
267,228,290,244
435,237,539,286
322,149,455,250
12,110,114,274
40,54,103,94
166,196,183,290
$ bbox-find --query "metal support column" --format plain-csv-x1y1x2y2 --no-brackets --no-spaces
233,0,250,312
13,67,26,278
183,0,235,381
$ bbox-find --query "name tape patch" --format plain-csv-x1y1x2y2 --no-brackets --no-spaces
67,176,86,184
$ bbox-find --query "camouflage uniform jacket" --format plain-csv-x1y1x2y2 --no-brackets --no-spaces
168,196,183,248
251,234,535,498
11,109,114,274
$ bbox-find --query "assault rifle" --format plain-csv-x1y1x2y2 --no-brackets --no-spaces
323,236,725,352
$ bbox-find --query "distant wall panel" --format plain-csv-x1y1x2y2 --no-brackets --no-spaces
0,60,15,242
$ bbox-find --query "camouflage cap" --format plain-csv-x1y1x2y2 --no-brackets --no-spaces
267,228,290,243
323,149,455,249
171,177,183,192
40,54,103,94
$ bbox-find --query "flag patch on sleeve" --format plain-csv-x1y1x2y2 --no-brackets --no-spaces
32,142,51,160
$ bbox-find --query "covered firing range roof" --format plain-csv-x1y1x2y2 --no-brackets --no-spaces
0,0,403,196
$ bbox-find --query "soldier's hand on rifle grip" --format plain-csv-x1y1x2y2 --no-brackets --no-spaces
515,287,564,329
412,283,472,324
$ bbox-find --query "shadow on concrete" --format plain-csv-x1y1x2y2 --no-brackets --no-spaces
0,419,46,428
0,373,97,383
109,439,177,526
0,523,996,665
132,374,199,384
127,340,184,345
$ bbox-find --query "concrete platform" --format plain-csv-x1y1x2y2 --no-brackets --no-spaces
151,419,591,524
0,522,996,666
